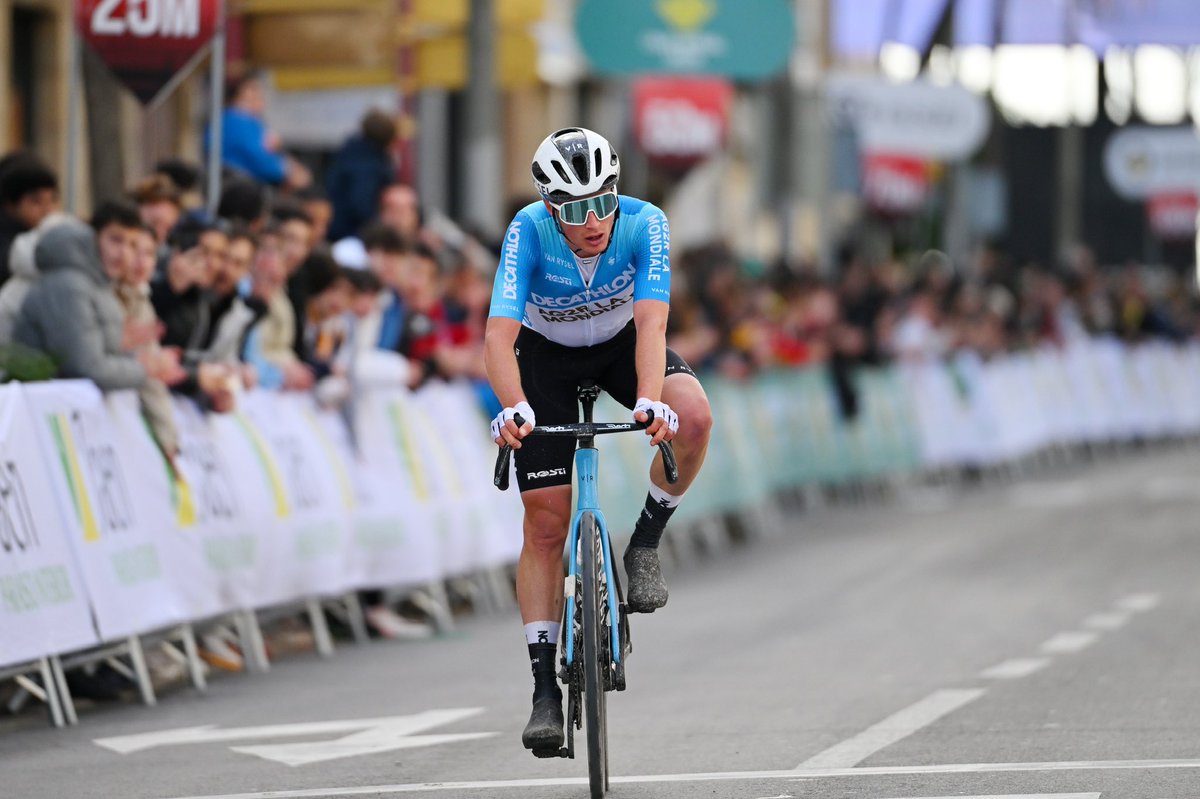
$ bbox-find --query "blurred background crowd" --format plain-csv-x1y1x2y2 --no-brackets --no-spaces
4,2,1200,446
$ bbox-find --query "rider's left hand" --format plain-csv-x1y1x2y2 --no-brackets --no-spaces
633,398,678,447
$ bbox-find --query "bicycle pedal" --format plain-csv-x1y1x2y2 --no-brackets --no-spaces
531,746,570,759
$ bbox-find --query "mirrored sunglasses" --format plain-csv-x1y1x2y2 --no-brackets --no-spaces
552,191,619,225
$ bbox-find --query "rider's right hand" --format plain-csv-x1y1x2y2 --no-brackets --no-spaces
492,401,536,448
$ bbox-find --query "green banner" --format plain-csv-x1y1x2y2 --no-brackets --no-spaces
576,0,795,79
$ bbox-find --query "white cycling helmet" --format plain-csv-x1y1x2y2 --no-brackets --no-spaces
531,127,620,203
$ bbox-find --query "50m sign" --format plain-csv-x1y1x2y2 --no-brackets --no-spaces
75,0,222,104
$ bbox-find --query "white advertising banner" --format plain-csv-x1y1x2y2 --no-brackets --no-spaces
169,398,267,615
237,391,351,602
20,382,186,642
0,385,98,667
352,389,442,588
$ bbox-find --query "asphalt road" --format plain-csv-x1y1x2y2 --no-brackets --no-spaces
4,444,1200,799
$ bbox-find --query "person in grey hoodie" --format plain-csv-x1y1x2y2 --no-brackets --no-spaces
14,203,183,390
0,211,69,343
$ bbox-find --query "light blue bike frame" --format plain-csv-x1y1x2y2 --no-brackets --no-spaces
563,446,622,668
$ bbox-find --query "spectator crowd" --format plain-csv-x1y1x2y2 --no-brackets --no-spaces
1,71,1197,450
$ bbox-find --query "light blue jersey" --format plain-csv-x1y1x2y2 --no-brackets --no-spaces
489,196,671,348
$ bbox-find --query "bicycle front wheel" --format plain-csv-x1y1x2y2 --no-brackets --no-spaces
580,511,609,798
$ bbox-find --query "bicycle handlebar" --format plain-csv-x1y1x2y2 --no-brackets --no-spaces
493,412,679,491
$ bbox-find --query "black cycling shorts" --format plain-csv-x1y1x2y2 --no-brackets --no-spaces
513,321,695,492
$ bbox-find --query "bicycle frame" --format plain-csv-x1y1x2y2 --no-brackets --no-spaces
563,445,621,669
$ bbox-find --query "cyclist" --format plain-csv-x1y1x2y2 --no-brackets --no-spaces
485,127,712,753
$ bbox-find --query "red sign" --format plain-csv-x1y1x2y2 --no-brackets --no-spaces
633,77,733,169
76,0,223,105
862,152,929,214
1146,192,1198,240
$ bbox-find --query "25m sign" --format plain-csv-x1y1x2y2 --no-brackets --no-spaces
75,0,222,105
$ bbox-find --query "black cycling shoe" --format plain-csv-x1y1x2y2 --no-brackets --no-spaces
522,689,564,754
624,545,668,613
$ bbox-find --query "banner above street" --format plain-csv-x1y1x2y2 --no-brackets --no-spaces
576,0,793,80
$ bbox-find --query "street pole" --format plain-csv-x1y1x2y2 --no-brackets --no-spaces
462,0,502,238
206,1,227,217
65,21,81,214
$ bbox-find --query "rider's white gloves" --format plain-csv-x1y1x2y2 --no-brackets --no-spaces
632,398,679,434
491,401,535,442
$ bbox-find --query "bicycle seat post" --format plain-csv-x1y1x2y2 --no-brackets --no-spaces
577,380,600,447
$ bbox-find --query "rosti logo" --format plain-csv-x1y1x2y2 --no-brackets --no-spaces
527,468,567,480
502,222,522,301
90,0,201,38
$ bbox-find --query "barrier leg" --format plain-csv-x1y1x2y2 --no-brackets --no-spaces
179,624,208,691
485,566,515,612
410,581,455,634
235,610,270,673
36,659,65,728
49,656,77,725
306,598,335,658
126,636,157,707
337,592,371,645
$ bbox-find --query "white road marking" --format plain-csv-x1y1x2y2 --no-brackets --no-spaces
879,795,1099,799
979,658,1051,680
1083,611,1130,631
95,709,494,766
1039,631,1098,654
796,688,985,770
1117,592,1161,613
159,759,1200,798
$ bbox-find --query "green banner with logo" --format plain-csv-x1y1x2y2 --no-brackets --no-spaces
576,0,794,80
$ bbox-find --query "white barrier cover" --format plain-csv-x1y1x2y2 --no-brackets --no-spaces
169,398,269,615
21,382,187,642
237,391,351,603
351,389,443,588
0,384,98,667
420,382,523,569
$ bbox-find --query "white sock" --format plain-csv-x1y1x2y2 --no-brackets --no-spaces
524,621,561,646
649,482,684,509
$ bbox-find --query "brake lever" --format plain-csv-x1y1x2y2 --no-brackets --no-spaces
658,440,679,485
638,409,680,485
494,444,513,491
493,412,528,491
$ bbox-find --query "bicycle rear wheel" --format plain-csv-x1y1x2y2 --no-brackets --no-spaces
580,511,609,798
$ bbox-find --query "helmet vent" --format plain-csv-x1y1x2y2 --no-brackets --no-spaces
593,148,603,180
532,163,550,185
570,154,589,183
552,160,573,184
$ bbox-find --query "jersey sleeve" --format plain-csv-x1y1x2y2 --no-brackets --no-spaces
488,211,540,320
631,203,672,303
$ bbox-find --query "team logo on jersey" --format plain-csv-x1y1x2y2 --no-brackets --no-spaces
537,295,632,323
502,222,522,300
530,264,635,307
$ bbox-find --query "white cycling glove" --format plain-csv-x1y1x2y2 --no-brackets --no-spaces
632,397,679,434
491,401,536,442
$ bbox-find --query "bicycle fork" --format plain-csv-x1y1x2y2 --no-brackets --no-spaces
563,448,626,681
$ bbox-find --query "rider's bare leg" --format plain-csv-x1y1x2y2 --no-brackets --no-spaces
516,484,573,624
516,484,572,751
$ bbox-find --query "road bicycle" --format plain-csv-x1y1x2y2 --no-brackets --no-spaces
494,380,678,798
